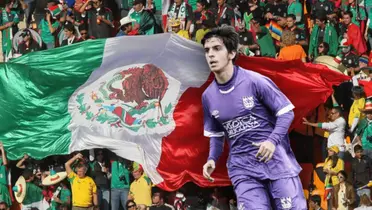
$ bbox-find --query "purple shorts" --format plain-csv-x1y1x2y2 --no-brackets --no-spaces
231,175,307,210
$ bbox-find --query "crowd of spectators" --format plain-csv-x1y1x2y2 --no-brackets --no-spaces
0,148,240,210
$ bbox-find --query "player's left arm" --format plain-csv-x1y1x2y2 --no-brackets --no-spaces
258,77,294,145
254,76,294,162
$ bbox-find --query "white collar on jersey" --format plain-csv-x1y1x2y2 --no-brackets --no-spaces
219,86,235,94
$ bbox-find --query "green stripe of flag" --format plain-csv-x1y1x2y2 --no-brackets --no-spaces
0,39,106,160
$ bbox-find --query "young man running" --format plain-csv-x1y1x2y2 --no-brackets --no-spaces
201,26,306,209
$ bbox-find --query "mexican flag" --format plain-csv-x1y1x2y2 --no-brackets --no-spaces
0,34,348,191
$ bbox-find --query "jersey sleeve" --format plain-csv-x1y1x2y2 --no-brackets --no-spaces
202,94,224,137
255,75,294,116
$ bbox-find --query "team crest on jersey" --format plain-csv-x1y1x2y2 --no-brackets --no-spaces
280,197,292,209
238,203,245,210
242,96,254,109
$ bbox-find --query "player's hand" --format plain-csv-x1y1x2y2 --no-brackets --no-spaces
254,141,276,162
202,159,215,182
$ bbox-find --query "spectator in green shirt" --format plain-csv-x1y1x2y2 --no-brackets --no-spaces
356,98,372,159
111,155,131,210
287,0,304,29
251,17,277,57
49,180,71,210
38,9,61,49
0,0,20,61
0,143,11,208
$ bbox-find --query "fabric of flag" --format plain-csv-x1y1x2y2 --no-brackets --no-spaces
244,12,253,31
0,34,348,191
161,0,170,29
359,80,372,97
265,20,283,41
47,4,63,18
324,183,333,200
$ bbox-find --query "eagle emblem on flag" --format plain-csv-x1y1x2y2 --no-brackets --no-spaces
72,64,181,135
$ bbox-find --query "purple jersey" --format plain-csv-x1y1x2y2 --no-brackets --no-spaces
202,66,301,180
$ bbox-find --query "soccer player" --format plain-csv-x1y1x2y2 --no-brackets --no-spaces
201,26,306,209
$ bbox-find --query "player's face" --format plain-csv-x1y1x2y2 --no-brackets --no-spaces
204,37,235,74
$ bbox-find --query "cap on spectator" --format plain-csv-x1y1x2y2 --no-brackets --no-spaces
170,18,181,27
21,29,31,37
133,0,144,5
328,145,339,154
339,39,351,48
360,54,369,65
120,16,135,28
42,170,67,186
13,176,26,203
361,97,372,113
133,162,143,172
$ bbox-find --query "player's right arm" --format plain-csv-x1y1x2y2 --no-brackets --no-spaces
202,94,225,182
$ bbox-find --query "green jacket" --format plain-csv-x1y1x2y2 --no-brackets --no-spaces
356,118,368,137
130,10,157,35
308,23,338,57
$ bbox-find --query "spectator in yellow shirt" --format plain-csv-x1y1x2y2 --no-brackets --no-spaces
128,163,152,207
348,86,366,133
324,146,344,187
195,18,216,44
65,153,98,210
170,19,190,40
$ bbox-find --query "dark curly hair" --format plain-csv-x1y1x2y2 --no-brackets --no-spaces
201,26,240,62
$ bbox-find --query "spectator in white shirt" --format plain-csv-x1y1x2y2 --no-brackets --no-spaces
61,22,79,47
303,106,347,159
